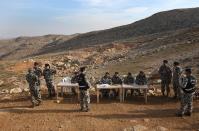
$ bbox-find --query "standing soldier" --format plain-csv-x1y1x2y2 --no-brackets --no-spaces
33,62,42,102
26,68,42,108
43,64,56,98
33,62,43,88
177,68,197,117
172,61,182,99
159,60,172,97
77,67,91,112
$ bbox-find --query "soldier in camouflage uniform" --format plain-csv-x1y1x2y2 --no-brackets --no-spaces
172,62,182,99
177,68,197,117
159,60,172,97
112,72,122,98
33,62,43,88
123,72,135,96
135,71,147,85
99,72,112,97
26,68,42,107
43,64,56,98
135,71,147,95
77,67,91,112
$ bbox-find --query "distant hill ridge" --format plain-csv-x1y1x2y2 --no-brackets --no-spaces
0,7,199,59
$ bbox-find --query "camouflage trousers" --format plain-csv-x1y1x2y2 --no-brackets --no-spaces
180,93,193,114
45,80,56,97
173,81,181,98
79,90,90,110
30,88,42,105
161,79,170,96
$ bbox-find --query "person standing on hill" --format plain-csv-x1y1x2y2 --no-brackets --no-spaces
26,68,42,108
172,61,182,99
77,67,91,112
43,64,56,98
33,62,43,89
159,60,172,97
177,68,197,117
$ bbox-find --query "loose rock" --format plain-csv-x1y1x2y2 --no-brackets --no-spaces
10,88,23,94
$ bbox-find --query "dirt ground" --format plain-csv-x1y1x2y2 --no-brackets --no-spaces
0,93,199,131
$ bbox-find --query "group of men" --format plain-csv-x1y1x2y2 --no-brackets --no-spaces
158,60,197,117
26,62,56,107
26,60,197,116
26,64,91,112
99,71,147,98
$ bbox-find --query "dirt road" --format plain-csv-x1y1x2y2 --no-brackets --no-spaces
0,94,199,131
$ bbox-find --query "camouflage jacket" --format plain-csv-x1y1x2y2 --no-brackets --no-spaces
33,67,43,78
173,66,182,83
112,75,122,85
135,74,147,85
123,76,135,84
159,65,172,80
26,72,38,89
43,68,56,80
180,75,197,94
100,76,112,84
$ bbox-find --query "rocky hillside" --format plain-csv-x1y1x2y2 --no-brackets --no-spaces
37,7,199,54
0,34,78,60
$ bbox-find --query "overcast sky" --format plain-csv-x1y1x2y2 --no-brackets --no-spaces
0,0,199,38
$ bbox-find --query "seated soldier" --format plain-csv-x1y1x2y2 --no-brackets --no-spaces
135,71,147,95
99,72,112,97
112,72,123,98
71,72,79,95
123,72,135,96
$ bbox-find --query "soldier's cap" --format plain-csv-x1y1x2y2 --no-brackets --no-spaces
185,68,192,74
34,62,39,66
173,61,180,65
163,60,168,63
45,63,50,67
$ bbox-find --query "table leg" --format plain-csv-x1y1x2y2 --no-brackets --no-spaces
144,89,148,104
61,87,64,97
56,85,59,100
97,89,99,103
77,88,80,101
120,88,122,102
122,88,125,102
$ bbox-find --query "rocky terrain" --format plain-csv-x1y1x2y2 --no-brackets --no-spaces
0,8,199,131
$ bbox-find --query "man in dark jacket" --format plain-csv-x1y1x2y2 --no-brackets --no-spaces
77,67,91,112
159,60,172,97
112,72,122,97
99,72,112,97
177,68,197,117
123,72,135,96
